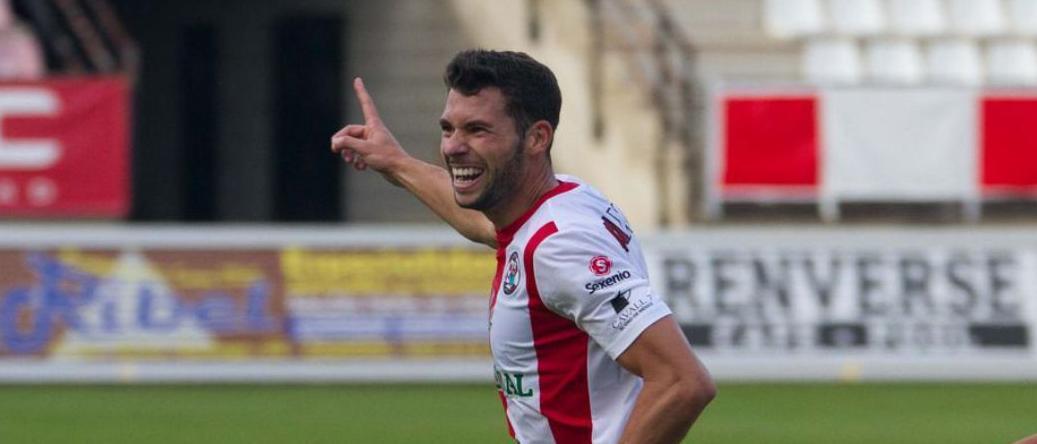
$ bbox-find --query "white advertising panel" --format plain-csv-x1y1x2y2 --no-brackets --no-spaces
646,227,1037,380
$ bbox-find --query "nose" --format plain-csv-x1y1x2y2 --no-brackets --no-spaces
441,131,469,158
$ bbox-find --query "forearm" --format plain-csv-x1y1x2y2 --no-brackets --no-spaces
332,78,495,247
619,378,713,444
390,156,497,248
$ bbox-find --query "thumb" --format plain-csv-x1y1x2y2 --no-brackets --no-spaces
331,133,372,155
346,125,365,138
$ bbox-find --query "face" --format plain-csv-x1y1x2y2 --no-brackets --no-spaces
439,87,526,212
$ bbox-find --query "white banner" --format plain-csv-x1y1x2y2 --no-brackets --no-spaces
821,88,978,201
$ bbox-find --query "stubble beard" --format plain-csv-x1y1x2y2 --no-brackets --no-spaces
457,140,524,212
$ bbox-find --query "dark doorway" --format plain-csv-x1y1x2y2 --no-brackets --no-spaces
180,23,219,221
271,15,344,222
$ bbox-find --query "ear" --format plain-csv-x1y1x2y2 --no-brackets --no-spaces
525,120,554,157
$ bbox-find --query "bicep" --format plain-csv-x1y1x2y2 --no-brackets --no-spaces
615,315,700,379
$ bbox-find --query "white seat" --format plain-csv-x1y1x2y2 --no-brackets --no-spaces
803,38,863,84
926,39,983,85
764,0,826,38
828,0,886,35
865,39,924,84
986,40,1037,85
946,0,1006,36
886,0,947,36
1006,0,1037,36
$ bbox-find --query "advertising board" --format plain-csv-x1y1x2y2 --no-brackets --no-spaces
1,226,1034,381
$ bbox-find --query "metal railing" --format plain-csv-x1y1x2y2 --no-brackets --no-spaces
589,0,703,224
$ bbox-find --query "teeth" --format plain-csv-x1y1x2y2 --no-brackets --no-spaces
451,167,484,180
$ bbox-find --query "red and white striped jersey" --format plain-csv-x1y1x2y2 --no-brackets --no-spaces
489,175,672,444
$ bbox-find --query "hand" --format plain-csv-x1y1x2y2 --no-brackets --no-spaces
331,77,408,186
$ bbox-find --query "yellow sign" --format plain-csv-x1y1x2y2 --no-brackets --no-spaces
281,248,495,296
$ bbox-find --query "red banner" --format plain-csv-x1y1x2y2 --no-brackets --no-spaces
982,97,1037,195
722,96,819,188
0,76,129,217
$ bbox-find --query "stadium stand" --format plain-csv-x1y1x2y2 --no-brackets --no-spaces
925,38,983,85
828,0,886,36
1007,0,1037,35
864,38,924,84
887,0,947,36
987,39,1037,84
679,0,1037,221
764,0,825,38
5,0,1036,226
753,0,1037,87
803,37,862,84
946,0,1006,36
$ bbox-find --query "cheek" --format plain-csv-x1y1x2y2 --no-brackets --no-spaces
482,137,520,163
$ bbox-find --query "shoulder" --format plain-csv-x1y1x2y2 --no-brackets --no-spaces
520,175,635,260
540,177,614,229
528,211,634,276
542,180,634,254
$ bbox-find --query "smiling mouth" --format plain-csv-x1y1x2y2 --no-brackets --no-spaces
451,167,485,188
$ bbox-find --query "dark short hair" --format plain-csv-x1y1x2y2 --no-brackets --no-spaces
443,49,562,139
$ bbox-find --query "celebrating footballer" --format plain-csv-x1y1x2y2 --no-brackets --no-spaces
331,49,715,444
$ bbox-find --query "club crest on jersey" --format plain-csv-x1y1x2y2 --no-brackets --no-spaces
589,255,612,276
502,251,520,295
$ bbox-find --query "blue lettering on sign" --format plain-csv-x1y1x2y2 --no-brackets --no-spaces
246,282,277,332
137,285,183,332
0,254,280,355
0,287,52,354
0,254,99,354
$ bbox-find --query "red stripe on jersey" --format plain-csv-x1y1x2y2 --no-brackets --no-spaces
498,390,516,438
524,221,593,444
489,247,507,317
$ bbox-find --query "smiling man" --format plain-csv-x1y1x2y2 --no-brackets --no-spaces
331,49,714,444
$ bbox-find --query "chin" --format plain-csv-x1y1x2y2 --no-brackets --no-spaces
455,192,494,211
454,193,480,210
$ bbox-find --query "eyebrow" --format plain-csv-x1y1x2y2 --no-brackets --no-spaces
439,118,494,129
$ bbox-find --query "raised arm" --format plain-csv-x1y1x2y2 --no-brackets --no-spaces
330,78,497,248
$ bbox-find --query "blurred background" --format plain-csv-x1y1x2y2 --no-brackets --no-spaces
1,0,1036,443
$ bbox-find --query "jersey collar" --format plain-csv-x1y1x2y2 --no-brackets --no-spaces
495,180,579,249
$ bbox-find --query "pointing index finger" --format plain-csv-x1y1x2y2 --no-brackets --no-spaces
354,77,382,124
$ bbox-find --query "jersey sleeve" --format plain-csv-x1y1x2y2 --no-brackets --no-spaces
531,227,671,360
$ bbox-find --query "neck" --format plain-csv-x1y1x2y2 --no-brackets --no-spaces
485,167,558,231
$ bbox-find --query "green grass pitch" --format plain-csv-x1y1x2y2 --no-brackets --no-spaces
1,383,1034,443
